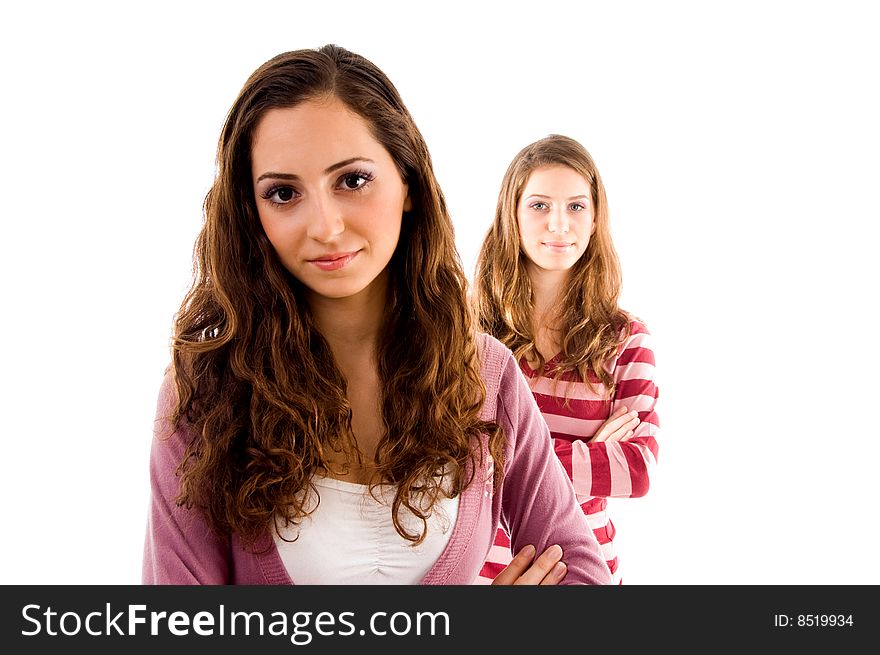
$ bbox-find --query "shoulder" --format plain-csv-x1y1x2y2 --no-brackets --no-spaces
476,332,520,421
476,332,520,383
612,316,656,369
154,366,177,435
626,318,650,337
477,332,513,372
151,365,191,460
614,316,652,352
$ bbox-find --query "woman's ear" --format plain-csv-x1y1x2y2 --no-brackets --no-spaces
403,182,413,212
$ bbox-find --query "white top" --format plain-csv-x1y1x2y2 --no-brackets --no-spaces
273,474,460,584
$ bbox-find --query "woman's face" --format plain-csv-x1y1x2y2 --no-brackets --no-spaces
251,96,411,302
516,165,594,277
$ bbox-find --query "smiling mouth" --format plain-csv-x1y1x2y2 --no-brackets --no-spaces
542,242,575,251
308,251,360,271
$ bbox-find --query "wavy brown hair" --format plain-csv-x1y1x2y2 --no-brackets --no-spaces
169,44,503,547
473,134,630,394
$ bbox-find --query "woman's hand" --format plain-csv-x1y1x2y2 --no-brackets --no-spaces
491,544,567,585
591,405,640,442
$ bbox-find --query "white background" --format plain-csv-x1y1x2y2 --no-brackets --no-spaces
1,0,878,584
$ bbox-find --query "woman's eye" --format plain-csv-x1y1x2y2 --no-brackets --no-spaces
531,202,548,210
569,203,585,212
274,187,295,202
340,172,371,190
262,185,297,204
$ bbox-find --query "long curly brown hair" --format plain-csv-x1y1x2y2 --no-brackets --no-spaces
473,135,630,393
169,45,503,547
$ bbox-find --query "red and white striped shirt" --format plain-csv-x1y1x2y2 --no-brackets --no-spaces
476,320,660,584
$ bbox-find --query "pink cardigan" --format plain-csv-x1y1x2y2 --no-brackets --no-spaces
142,334,612,585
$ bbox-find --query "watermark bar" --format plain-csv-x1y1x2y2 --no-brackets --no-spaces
1,585,870,653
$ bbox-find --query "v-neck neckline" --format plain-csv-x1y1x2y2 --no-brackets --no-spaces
520,351,563,376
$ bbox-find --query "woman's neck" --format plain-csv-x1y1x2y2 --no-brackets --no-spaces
307,270,388,362
306,270,389,483
527,266,568,326
526,265,569,361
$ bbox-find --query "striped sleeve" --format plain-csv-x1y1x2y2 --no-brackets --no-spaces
554,322,660,501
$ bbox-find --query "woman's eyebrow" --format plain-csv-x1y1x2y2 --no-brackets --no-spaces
255,171,299,182
524,193,590,200
323,157,374,174
255,157,376,183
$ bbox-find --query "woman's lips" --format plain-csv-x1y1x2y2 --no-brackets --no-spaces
542,242,574,253
308,251,359,271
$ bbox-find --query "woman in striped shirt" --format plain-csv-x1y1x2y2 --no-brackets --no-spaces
473,134,660,584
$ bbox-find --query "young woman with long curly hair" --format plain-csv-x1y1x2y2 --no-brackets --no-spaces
142,47,611,585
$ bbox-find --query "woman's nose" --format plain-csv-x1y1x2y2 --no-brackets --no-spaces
305,195,345,242
547,207,569,234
